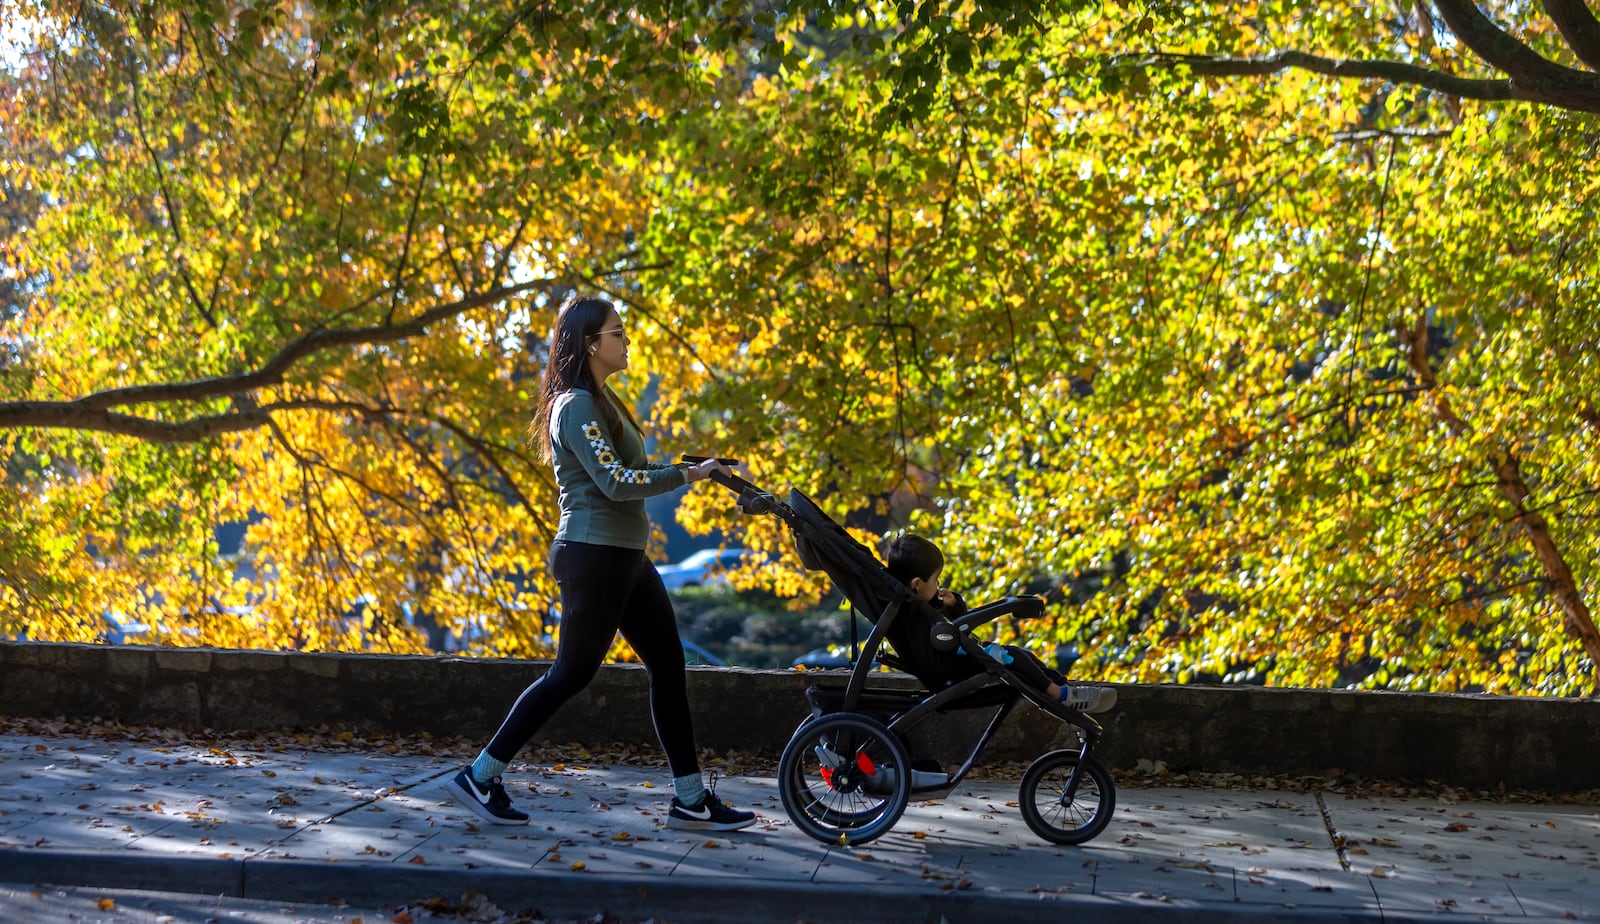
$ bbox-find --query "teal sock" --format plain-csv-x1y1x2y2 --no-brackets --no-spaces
470,751,509,785
673,773,707,807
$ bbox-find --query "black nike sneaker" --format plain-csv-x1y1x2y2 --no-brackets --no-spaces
444,767,530,825
665,784,756,832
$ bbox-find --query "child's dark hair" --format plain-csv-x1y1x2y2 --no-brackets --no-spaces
885,535,943,586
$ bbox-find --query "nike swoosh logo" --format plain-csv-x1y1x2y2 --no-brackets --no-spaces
678,803,712,820
464,778,492,805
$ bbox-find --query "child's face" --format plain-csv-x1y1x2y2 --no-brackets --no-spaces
910,567,943,603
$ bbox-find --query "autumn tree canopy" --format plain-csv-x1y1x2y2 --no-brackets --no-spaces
2,0,1596,694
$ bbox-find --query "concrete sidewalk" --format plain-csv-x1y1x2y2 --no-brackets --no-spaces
1,726,1597,923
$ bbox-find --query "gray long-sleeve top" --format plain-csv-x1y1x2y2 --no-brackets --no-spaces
550,387,687,549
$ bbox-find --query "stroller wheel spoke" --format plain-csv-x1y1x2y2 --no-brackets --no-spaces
778,712,911,846
1018,750,1116,845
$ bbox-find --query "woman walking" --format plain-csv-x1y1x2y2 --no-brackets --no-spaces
446,295,755,831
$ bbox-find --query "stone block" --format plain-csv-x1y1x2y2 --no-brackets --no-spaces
107,648,153,677
286,653,341,678
139,681,202,725
154,649,213,673
213,651,289,673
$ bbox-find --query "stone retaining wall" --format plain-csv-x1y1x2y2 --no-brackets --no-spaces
3,641,1596,793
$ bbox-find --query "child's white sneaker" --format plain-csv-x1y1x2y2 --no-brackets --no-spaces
1060,685,1117,714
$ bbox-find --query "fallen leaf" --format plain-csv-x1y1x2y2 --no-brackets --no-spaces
407,855,426,865
97,899,115,911
570,861,586,870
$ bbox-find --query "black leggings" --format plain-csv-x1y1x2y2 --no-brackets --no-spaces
485,540,700,777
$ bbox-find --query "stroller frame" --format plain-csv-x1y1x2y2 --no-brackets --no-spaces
707,469,1117,846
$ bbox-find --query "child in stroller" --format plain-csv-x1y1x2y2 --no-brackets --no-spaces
882,534,1116,714
700,463,1119,847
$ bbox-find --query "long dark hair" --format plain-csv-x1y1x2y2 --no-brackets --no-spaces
531,295,641,463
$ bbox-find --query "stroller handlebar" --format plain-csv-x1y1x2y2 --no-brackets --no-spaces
700,464,783,517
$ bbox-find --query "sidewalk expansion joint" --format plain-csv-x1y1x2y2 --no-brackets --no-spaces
308,768,455,825
1313,790,1351,871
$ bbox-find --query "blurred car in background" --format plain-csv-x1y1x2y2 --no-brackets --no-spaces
680,638,728,666
657,548,762,590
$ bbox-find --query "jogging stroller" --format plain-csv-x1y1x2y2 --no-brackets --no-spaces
706,469,1117,847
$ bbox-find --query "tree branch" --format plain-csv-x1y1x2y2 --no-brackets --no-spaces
1432,0,1600,109
1541,0,1600,71
124,39,218,329
1399,313,1600,692
0,404,272,442
1127,26,1600,114
0,276,563,435
388,153,433,325
1579,401,1600,434
1123,50,1515,102
1434,0,1571,75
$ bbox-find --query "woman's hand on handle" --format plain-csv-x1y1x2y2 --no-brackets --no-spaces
686,458,732,484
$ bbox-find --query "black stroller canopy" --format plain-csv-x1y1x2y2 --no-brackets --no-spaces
787,489,912,624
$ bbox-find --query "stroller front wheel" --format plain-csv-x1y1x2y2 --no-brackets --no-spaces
1018,750,1117,845
777,712,912,846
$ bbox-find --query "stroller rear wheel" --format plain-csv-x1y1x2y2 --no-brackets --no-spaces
1018,750,1116,845
778,712,912,845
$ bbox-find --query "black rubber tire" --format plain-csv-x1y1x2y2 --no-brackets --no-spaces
1018,750,1117,845
777,712,912,845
